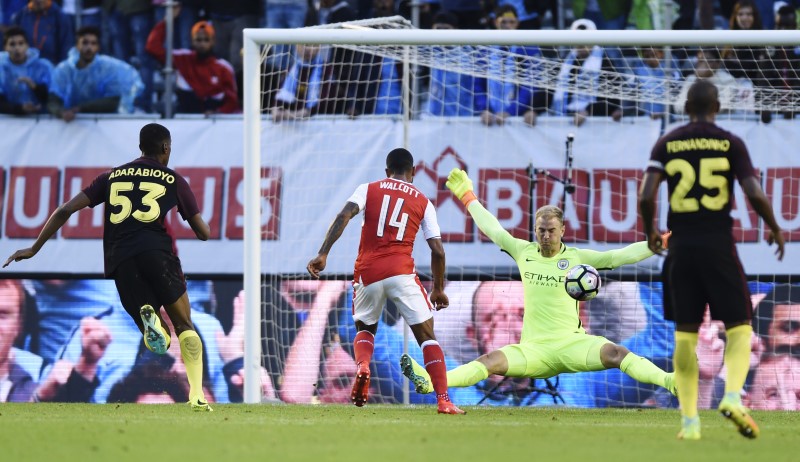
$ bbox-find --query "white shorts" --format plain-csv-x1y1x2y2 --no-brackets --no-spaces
352,274,433,326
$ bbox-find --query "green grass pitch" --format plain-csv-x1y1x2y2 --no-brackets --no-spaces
1,404,797,462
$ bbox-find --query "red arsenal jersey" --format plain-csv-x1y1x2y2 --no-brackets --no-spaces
348,178,441,285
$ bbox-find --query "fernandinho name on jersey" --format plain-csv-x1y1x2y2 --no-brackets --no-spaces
666,137,730,153
109,166,175,183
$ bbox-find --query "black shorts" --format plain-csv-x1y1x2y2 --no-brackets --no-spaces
112,249,187,330
662,243,752,325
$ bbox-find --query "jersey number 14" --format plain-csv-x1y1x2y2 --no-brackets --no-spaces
377,194,408,241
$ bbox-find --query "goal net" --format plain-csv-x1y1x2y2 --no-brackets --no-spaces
243,18,800,409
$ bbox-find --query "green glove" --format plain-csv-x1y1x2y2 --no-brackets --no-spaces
446,168,477,205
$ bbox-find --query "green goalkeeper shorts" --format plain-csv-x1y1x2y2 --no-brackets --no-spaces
499,333,612,378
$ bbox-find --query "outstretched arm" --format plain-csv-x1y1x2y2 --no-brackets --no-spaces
577,241,654,271
446,168,524,256
740,176,785,261
307,202,360,278
4,193,91,267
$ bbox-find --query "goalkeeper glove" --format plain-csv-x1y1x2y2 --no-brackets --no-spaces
445,168,478,207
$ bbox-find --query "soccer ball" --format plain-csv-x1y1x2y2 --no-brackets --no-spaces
564,264,601,301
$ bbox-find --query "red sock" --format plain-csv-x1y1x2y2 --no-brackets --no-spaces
353,330,375,367
422,340,450,403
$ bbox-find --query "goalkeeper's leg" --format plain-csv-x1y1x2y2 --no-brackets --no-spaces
602,343,676,395
402,349,510,392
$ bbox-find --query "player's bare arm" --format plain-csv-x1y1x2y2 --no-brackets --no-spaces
3,192,91,268
307,201,360,278
740,176,785,261
638,170,664,255
188,213,211,241
426,237,449,310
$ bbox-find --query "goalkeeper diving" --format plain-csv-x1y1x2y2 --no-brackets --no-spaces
401,168,677,401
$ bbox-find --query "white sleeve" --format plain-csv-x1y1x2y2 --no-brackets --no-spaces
420,200,441,240
346,183,369,212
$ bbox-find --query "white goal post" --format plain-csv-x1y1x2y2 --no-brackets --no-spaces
242,26,800,405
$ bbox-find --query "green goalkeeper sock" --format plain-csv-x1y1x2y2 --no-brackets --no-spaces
446,361,490,388
179,330,205,402
619,352,670,388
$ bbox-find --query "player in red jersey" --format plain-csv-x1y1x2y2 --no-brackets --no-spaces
307,148,464,414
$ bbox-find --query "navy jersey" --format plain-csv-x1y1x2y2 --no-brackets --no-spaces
647,121,756,242
82,157,200,276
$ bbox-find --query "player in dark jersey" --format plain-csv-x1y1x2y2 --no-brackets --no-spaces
639,80,785,440
4,123,213,411
306,148,465,414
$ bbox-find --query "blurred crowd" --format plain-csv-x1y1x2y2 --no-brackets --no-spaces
0,0,799,120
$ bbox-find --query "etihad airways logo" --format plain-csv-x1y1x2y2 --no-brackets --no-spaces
523,272,565,288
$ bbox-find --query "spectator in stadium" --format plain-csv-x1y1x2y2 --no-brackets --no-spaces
0,26,54,115
754,284,800,356
270,44,348,121
480,5,547,127
146,19,240,115
0,279,111,403
549,19,622,127
265,0,309,34
104,0,155,113
306,148,465,414
341,0,404,117
495,0,541,29
746,353,800,410
205,0,260,77
48,25,144,120
425,11,488,117
571,0,630,30
404,178,677,408
316,0,358,26
60,0,104,31
4,123,215,411
1,1,28,32
153,0,201,50
618,46,681,120
9,0,73,64
438,0,486,29
640,79,785,440
263,0,309,71
673,48,746,115
767,5,800,120
723,1,774,123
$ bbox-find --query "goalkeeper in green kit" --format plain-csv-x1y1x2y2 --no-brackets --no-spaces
401,168,677,402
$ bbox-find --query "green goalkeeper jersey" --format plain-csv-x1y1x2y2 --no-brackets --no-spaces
467,201,653,341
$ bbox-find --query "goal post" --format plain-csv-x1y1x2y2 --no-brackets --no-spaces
242,24,800,405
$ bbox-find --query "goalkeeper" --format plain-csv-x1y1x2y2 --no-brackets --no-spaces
401,168,676,401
